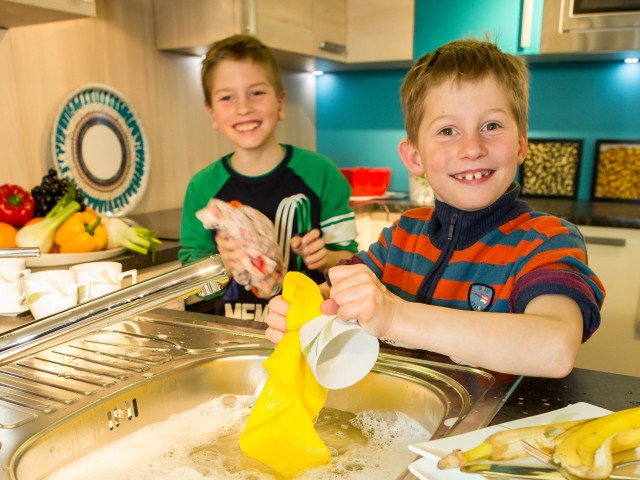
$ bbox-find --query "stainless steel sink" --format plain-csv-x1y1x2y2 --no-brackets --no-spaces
0,309,520,479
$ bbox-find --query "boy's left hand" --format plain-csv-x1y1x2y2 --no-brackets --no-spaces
291,229,327,271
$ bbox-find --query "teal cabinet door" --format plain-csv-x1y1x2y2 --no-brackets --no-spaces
413,0,543,57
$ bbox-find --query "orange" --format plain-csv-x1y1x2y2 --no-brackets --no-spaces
0,222,18,248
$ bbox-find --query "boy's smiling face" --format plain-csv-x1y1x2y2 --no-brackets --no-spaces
399,75,528,211
206,59,286,152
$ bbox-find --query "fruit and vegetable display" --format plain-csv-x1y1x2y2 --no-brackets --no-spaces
3,170,160,256
437,405,640,479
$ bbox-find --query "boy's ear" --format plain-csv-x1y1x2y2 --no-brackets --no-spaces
398,138,426,176
516,132,528,166
277,91,287,122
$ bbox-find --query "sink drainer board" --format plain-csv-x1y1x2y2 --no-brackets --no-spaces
0,310,520,480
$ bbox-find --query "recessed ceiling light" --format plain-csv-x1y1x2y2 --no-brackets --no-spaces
311,70,324,76
623,57,639,64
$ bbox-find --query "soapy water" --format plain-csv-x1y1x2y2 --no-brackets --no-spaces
45,394,430,480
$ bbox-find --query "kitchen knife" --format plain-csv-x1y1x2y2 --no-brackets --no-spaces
460,463,638,480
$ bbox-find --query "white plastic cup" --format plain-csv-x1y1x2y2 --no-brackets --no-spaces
298,314,380,390
22,270,89,320
70,261,137,301
0,258,31,313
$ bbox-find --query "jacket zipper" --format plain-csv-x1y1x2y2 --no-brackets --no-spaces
417,212,459,303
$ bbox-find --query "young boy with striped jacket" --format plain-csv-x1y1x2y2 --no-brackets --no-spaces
264,38,605,378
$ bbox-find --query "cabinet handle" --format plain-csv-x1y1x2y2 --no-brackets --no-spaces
241,0,256,34
520,0,534,49
319,41,347,55
584,236,626,247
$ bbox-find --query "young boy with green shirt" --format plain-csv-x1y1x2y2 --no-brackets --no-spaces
179,34,358,322
264,39,605,378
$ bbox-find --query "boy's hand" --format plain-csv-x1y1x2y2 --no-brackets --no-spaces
325,264,396,339
291,229,327,271
215,230,250,283
264,280,331,343
265,295,290,344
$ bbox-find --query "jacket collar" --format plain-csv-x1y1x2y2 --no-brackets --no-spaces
428,183,532,249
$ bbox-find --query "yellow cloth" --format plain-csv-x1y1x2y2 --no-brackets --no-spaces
239,272,330,478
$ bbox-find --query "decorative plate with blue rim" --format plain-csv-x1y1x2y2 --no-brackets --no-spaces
51,84,150,216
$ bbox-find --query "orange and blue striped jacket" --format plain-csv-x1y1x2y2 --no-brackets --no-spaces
355,187,604,342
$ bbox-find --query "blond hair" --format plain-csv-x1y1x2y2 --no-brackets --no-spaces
401,39,529,144
201,34,284,107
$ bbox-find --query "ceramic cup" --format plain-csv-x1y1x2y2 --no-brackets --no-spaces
0,258,31,313
298,314,380,390
22,270,89,320
69,261,137,301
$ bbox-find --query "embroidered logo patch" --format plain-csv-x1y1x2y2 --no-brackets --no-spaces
468,284,495,311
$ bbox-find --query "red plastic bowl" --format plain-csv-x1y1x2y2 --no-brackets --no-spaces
340,167,391,197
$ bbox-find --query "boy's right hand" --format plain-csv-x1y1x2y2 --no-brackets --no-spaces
265,295,290,344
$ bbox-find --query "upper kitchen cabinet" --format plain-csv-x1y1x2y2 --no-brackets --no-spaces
153,0,347,62
413,0,543,57
254,0,346,61
153,0,416,67
346,0,413,64
0,0,96,28
153,0,240,56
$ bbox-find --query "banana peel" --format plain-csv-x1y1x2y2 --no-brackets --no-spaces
437,419,589,469
553,407,640,479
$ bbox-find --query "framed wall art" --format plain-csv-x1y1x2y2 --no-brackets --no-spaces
591,140,640,202
519,139,582,198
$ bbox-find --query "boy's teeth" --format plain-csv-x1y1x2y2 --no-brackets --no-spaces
460,171,487,181
236,122,258,132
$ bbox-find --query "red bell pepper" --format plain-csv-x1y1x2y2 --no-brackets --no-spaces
0,184,36,227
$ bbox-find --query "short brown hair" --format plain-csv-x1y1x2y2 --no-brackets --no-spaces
201,34,285,106
400,39,529,144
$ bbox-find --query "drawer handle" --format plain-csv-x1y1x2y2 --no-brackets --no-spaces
319,41,346,54
584,236,626,247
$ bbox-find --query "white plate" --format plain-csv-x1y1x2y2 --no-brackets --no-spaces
0,304,30,316
25,248,126,268
407,402,612,480
51,84,150,216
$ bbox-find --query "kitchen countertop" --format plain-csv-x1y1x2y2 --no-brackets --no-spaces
493,367,640,424
353,195,640,229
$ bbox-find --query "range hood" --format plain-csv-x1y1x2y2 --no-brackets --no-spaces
540,0,640,58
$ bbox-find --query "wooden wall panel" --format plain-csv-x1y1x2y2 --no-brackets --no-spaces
0,0,315,215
